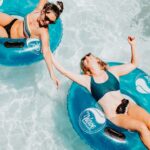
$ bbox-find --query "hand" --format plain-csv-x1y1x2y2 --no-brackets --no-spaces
52,76,60,89
128,36,136,47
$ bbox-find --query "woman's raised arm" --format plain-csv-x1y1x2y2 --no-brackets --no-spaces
109,36,138,76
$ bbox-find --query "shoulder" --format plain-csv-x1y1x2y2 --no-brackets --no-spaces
83,74,91,92
39,27,49,37
107,67,119,79
107,66,117,74
80,74,91,86
84,74,91,81
105,65,115,74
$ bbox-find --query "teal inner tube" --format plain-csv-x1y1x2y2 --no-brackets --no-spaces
67,62,150,150
0,0,63,66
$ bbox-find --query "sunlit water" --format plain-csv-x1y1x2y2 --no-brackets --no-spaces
0,0,150,150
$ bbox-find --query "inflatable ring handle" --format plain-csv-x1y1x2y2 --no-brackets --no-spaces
4,41,25,48
104,127,126,141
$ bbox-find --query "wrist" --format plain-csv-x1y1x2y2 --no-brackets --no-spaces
130,44,136,48
51,73,55,78
51,74,57,79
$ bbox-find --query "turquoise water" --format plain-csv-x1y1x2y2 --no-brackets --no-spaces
0,0,150,150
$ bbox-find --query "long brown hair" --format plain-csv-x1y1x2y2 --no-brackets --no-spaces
80,53,108,75
43,1,64,19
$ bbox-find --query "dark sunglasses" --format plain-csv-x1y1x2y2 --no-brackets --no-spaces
45,14,55,24
81,53,91,62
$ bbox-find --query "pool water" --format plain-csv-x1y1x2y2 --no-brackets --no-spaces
0,0,150,150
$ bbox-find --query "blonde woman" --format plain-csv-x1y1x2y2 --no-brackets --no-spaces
52,36,150,149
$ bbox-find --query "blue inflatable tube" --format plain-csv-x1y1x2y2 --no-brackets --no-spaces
0,0,63,66
67,62,150,150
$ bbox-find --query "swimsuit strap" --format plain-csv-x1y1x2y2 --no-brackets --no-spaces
23,16,31,38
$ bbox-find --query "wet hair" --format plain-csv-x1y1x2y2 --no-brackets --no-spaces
80,53,108,75
43,1,64,19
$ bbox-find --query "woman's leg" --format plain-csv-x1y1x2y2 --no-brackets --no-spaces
127,102,150,129
0,13,14,26
0,13,15,37
0,26,8,37
110,114,150,149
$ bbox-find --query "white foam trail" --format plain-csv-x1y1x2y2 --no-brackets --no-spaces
0,0,150,150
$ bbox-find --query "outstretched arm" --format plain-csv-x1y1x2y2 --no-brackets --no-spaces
40,28,59,87
35,0,48,11
40,29,89,89
109,36,138,76
51,55,90,89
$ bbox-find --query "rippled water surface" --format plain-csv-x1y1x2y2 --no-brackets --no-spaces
0,0,150,150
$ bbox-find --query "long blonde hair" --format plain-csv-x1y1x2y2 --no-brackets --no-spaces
80,53,108,75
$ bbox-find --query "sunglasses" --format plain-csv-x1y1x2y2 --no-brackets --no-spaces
44,13,55,24
81,53,91,62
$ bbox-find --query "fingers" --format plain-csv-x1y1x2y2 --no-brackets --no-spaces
56,80,60,90
128,36,136,47
128,36,135,41
57,82,59,89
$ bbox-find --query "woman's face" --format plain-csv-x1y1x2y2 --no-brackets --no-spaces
82,53,100,70
39,10,57,27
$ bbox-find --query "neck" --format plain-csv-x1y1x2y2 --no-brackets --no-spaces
91,68,105,76
37,13,41,21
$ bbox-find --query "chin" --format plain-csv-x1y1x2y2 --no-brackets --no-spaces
39,22,48,28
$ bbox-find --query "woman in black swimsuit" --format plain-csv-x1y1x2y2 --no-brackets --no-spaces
0,0,63,87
